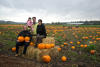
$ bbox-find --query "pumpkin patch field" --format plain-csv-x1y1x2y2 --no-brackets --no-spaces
0,24,100,67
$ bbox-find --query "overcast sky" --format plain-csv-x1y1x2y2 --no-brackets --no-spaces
0,0,100,23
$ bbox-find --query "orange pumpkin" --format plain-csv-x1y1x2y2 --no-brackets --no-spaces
12,47,16,52
71,46,75,50
70,41,73,44
42,55,51,63
61,56,67,62
90,50,96,54
30,42,34,46
61,45,64,47
50,44,55,48
38,43,45,49
25,36,30,42
77,41,80,44
64,43,68,45
80,44,84,48
18,36,24,42
45,44,51,49
84,44,87,48
96,38,100,40
57,48,61,51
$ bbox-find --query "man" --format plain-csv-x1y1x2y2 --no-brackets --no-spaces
35,19,47,47
32,17,38,35
15,30,32,56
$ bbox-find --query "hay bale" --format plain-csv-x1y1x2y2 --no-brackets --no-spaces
49,46,60,57
42,37,55,44
18,46,24,55
26,46,35,59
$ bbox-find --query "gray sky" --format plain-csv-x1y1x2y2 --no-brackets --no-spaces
0,0,100,23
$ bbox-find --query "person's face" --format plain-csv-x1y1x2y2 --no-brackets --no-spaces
38,22,42,25
32,18,36,22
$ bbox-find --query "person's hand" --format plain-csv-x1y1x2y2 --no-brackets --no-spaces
17,40,19,42
25,41,30,42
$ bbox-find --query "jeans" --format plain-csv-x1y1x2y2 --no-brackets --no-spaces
16,42,30,54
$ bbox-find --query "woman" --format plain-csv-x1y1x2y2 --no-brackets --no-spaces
35,19,47,47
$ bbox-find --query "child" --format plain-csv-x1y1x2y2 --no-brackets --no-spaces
24,17,33,32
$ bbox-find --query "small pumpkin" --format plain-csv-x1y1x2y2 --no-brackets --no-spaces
71,46,75,50
61,56,67,62
77,41,80,44
90,50,96,54
84,44,87,48
30,42,34,46
12,47,16,52
80,44,84,48
18,36,24,42
25,36,30,42
57,48,61,51
64,43,68,45
61,45,64,47
70,41,73,44
42,55,51,63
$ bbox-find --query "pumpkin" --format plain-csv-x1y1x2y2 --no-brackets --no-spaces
89,41,93,44
38,43,45,49
50,44,55,48
70,41,73,44
25,36,30,42
71,46,75,50
80,44,84,48
64,43,68,45
84,44,87,48
12,47,16,52
30,42,34,46
96,38,100,40
85,37,88,39
77,41,80,44
45,44,51,49
42,55,51,63
90,50,96,54
57,48,61,51
61,56,67,62
18,36,24,42
61,45,64,47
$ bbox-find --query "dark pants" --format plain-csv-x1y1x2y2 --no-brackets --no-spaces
16,42,30,54
35,35,45,47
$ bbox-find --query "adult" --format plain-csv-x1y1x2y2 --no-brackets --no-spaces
35,19,47,47
15,30,32,56
32,17,38,35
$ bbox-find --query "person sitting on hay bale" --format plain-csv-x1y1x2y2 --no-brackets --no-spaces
35,19,47,47
15,30,33,56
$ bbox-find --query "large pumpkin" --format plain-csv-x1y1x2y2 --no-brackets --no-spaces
45,44,51,49
18,36,24,42
61,56,67,62
50,44,55,48
12,47,16,52
25,36,30,42
42,55,51,63
38,43,45,49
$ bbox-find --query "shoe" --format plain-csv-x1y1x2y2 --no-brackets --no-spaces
15,54,19,57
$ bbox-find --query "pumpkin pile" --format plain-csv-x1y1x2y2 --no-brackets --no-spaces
17,36,30,42
38,43,55,49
